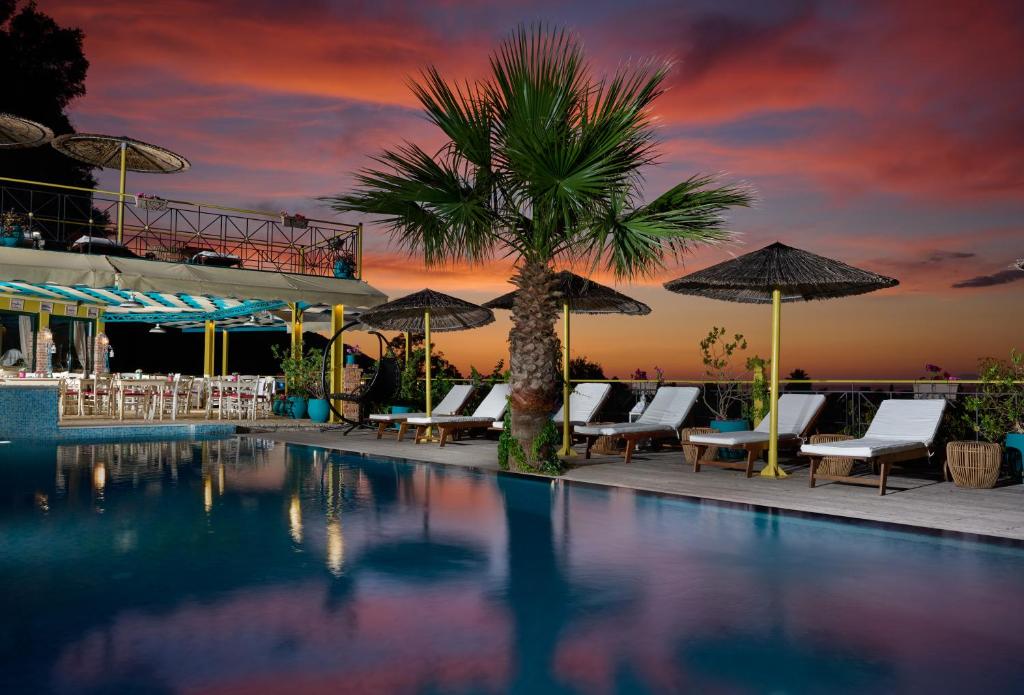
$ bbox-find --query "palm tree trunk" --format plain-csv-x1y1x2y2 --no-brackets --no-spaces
508,260,560,469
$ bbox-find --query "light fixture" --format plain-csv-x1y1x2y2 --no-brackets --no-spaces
149,324,166,334
244,315,257,326
119,291,143,309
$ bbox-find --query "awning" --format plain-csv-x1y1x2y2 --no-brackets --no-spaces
0,246,388,325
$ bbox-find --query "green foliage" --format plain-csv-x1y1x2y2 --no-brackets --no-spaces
963,349,1024,443
497,409,564,476
744,355,770,424
271,345,323,399
398,346,459,410
699,326,749,421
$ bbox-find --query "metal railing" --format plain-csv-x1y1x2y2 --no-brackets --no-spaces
0,177,362,278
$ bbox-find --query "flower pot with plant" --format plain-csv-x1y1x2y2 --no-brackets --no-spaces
271,344,324,419
700,327,751,459
1,210,25,247
333,249,357,279
960,349,1024,482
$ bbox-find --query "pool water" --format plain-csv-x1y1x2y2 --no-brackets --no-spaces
1,438,1023,694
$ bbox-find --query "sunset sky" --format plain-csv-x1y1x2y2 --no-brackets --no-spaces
46,0,1023,378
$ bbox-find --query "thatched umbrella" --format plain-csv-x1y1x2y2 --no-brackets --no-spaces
664,242,898,477
0,113,54,148
485,271,651,455
1015,259,1024,272
359,289,494,416
51,134,190,244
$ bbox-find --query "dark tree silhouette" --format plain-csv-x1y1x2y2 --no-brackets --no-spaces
0,1,94,188
785,368,813,392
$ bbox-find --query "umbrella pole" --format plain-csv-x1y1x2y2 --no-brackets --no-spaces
558,301,575,456
116,141,127,245
761,288,788,478
424,310,432,417
404,331,410,364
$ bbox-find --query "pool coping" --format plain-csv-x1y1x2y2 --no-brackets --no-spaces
270,439,1024,550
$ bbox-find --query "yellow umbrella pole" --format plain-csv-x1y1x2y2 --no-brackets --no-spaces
404,331,410,364
424,310,432,417
115,141,127,244
557,301,575,456
761,287,787,478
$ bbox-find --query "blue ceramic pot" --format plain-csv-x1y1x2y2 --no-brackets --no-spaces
1006,433,1024,476
390,405,411,429
287,396,307,419
711,418,749,460
308,398,330,423
272,399,284,416
0,236,18,247
345,354,356,365
333,260,353,279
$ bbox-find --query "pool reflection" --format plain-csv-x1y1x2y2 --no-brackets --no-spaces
0,439,1022,694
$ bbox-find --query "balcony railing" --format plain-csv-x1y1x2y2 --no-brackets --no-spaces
0,177,362,278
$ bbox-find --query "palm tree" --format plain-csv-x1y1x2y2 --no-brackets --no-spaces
328,26,752,470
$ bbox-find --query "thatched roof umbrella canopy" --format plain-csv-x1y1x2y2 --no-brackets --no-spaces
664,242,898,303
1015,259,1023,272
360,289,494,416
0,113,54,148
51,133,190,243
485,271,650,455
664,241,898,477
485,270,651,315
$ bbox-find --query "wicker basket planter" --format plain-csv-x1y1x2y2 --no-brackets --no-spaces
136,195,168,211
682,427,718,466
808,433,855,476
946,441,1001,489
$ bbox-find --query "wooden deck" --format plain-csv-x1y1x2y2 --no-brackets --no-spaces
249,428,1024,542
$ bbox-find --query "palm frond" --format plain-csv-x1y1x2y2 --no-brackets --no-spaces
578,176,754,278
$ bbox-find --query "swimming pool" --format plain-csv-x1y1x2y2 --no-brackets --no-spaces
1,438,1023,693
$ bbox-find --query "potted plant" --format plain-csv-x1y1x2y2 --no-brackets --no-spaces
333,248,357,279
959,349,1024,483
271,344,323,419
1,210,25,247
307,370,330,423
136,193,169,211
281,211,308,229
699,327,750,459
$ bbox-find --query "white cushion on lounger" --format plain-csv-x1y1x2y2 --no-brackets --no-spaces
369,384,473,422
753,394,826,434
370,412,426,422
407,383,509,426
689,431,776,446
863,399,946,445
552,383,611,425
799,399,946,460
800,437,926,459
574,386,699,438
690,394,827,446
575,422,677,437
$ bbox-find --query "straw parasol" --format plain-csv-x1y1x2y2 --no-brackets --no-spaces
0,113,54,148
1015,259,1024,272
485,270,651,455
359,289,494,417
664,241,898,477
51,134,190,244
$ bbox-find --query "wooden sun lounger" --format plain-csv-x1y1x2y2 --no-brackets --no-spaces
690,394,826,478
799,399,947,496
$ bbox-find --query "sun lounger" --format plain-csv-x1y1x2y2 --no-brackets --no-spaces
490,382,612,429
574,386,700,463
408,383,510,446
687,394,826,477
368,383,474,441
800,399,946,495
